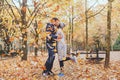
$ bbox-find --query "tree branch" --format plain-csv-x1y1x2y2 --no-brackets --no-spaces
27,7,32,15
88,6,106,19
26,2,47,28
12,0,21,17
4,8,13,18
4,0,17,19
18,0,22,7
86,0,98,13
30,2,41,16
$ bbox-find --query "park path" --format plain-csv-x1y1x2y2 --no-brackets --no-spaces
79,51,120,61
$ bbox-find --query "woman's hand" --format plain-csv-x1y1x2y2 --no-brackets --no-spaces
55,34,62,41
57,34,62,39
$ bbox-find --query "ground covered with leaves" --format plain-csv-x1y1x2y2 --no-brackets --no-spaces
0,54,120,80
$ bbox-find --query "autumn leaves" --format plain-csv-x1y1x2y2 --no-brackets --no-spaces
0,56,120,80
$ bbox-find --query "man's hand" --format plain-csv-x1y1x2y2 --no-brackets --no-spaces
46,32,51,39
47,35,51,39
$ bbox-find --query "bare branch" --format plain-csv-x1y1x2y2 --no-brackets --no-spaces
27,7,32,15
30,2,41,16
4,0,17,19
4,8,13,18
18,0,22,7
88,6,106,19
12,0,21,16
26,2,47,28
30,29,36,36
86,0,98,12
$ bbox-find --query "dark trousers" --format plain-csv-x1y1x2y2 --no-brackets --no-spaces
44,46,55,72
59,57,71,67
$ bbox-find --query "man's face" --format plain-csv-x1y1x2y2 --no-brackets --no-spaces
51,19,56,25
51,19,60,27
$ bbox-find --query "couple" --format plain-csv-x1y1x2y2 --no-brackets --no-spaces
42,18,77,76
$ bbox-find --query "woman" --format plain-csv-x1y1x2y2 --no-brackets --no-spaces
54,18,77,76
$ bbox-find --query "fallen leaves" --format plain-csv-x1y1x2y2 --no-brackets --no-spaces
0,55,120,80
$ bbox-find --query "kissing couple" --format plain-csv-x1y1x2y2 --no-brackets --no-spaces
42,18,77,76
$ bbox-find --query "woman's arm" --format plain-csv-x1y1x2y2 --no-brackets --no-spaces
56,29,63,41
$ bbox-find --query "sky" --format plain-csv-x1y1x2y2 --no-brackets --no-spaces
89,0,107,4
12,0,108,8
88,0,107,6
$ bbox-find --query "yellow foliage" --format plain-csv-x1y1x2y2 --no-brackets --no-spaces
38,21,43,29
30,39,35,44
40,32,47,40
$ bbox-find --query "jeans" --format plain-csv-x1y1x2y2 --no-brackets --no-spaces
44,45,55,72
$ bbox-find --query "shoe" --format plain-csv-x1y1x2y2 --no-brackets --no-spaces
42,71,48,77
58,72,64,77
48,71,55,76
71,56,77,63
42,73,48,77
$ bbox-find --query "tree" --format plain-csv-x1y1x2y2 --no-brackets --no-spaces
21,0,28,60
104,0,113,68
85,0,88,56
85,0,106,57
3,0,48,60
34,20,39,56
0,3,16,53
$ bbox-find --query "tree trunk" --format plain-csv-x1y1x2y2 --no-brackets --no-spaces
21,0,28,61
104,0,112,68
68,17,71,53
85,0,89,58
34,21,38,56
21,31,28,60
71,6,74,51
34,39,38,56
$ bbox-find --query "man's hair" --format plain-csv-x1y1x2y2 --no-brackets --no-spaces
51,17,59,21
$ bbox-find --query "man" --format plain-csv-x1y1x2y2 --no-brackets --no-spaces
42,18,60,76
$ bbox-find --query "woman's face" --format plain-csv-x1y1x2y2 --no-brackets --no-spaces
55,20,60,27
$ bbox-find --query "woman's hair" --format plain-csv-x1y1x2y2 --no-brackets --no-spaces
51,17,59,21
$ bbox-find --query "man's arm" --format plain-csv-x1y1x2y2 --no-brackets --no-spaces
51,34,62,40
